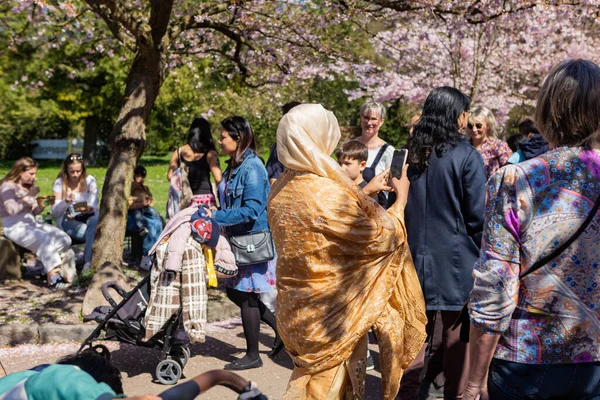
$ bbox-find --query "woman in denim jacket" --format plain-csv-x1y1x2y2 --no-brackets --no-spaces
211,116,280,371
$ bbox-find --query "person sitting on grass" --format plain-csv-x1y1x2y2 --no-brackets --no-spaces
127,165,163,270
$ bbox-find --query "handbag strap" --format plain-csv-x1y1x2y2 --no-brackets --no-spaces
520,193,600,279
369,143,389,169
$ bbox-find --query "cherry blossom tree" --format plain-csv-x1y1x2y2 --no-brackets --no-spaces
346,0,600,126
3,0,364,312
5,0,600,311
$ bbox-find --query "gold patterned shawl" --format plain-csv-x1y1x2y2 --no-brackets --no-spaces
268,104,427,399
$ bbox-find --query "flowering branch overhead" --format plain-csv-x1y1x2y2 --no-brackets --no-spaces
346,0,600,124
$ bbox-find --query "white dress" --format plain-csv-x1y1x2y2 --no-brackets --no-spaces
0,181,74,277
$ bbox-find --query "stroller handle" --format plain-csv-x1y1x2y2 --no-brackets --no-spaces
158,370,267,399
101,282,128,307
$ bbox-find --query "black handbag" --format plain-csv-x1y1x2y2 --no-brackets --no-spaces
229,231,275,266
454,193,600,342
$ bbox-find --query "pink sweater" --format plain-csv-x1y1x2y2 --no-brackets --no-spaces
0,181,38,219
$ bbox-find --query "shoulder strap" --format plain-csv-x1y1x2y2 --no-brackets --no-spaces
521,194,600,279
177,147,181,165
370,143,390,168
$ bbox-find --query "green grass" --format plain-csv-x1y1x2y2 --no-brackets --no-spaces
0,155,175,219
0,153,268,219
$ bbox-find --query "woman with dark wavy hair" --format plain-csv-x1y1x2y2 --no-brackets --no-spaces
398,87,487,399
210,116,279,371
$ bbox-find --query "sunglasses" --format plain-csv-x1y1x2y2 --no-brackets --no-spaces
68,155,83,161
467,123,483,130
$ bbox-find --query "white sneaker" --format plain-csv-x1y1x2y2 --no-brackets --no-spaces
140,255,152,271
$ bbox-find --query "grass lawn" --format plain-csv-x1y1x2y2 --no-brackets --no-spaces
0,152,268,223
0,155,175,220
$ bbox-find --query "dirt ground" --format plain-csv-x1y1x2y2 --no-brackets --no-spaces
0,273,234,326
0,317,388,399
0,252,145,325
0,277,86,325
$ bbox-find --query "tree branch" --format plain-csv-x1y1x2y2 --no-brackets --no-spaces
149,0,174,49
56,8,94,28
168,2,233,41
355,0,569,25
85,0,143,42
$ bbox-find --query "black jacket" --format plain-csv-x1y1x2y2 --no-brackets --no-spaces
405,141,486,310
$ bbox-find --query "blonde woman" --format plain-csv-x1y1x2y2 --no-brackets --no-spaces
52,153,99,271
356,100,395,207
466,106,512,177
0,157,75,289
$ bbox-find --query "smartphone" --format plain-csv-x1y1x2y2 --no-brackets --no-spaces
388,149,408,185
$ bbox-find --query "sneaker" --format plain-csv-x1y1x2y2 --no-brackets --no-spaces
366,354,375,371
49,274,71,291
139,227,149,237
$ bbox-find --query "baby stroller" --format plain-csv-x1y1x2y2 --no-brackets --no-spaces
79,273,191,385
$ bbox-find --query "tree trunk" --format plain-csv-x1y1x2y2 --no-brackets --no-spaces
83,115,100,166
83,44,165,315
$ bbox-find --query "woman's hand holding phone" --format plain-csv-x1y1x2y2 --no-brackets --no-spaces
362,168,392,198
391,164,410,208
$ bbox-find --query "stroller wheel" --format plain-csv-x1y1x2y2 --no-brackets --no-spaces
155,358,182,385
169,345,190,367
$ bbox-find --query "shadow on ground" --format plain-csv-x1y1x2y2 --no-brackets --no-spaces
0,279,85,325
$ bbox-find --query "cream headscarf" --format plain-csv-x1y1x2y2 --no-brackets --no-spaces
276,103,394,229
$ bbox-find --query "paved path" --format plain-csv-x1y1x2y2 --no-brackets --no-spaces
0,317,386,399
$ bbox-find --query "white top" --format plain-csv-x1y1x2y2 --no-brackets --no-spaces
367,144,395,177
51,175,99,226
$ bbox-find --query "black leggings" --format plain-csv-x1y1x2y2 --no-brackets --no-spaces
226,287,277,359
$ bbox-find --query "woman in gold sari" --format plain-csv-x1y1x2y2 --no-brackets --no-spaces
268,104,427,399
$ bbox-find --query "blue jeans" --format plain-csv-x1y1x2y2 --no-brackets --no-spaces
126,212,161,256
128,207,162,231
61,215,98,263
488,358,600,399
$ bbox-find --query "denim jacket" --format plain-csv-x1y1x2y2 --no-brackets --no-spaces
213,150,270,237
